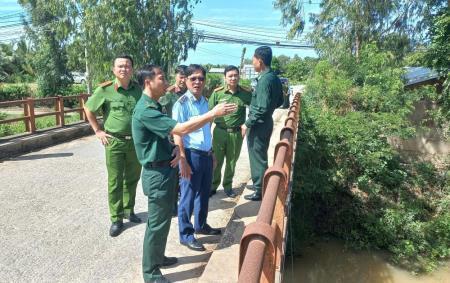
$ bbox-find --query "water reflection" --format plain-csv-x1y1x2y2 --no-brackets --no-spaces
284,239,450,283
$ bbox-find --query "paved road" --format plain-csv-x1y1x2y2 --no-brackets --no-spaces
0,109,288,282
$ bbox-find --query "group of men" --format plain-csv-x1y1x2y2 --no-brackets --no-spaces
83,46,283,283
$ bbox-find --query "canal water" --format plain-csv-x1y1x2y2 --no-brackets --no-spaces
284,239,450,283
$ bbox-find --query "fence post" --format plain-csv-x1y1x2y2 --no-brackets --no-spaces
56,95,65,127
25,97,36,133
80,94,88,121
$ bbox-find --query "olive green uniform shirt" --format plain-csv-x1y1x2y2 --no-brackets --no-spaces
132,93,177,166
159,85,186,118
244,68,283,128
85,78,142,135
208,85,252,128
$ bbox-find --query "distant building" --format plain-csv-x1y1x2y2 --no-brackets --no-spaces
209,67,225,74
241,64,258,80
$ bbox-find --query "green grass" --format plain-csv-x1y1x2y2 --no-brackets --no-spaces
0,112,83,138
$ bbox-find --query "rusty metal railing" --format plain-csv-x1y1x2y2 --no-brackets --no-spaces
0,94,89,136
239,93,301,283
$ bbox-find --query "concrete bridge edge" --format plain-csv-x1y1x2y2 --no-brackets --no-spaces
0,122,94,161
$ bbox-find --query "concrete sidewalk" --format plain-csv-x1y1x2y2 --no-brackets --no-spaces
0,109,288,282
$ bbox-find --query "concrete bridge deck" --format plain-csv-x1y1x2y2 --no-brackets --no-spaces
0,109,288,282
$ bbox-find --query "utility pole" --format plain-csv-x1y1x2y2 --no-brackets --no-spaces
240,47,246,74
84,43,92,94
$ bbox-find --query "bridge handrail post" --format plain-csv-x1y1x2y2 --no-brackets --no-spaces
25,97,36,133
56,95,65,127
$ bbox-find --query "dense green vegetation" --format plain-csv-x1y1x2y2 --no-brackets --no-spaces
1,1,199,96
273,0,449,273
291,46,449,273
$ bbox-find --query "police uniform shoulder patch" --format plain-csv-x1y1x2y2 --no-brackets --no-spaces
239,85,252,93
98,80,113,88
213,86,224,92
177,94,188,104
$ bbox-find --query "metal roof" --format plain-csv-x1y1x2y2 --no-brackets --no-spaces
404,67,440,86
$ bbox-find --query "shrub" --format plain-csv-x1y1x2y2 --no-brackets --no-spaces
204,73,223,98
0,83,33,101
291,44,450,273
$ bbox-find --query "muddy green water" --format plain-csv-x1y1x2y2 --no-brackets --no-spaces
284,240,450,283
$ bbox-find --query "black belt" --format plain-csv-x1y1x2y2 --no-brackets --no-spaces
216,125,241,133
144,160,172,169
106,131,132,140
187,148,213,156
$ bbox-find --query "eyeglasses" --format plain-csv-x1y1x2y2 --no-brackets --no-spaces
189,76,205,82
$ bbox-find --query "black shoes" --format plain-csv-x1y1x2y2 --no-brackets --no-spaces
145,276,171,283
162,256,178,267
224,189,237,198
246,184,256,191
244,192,262,201
195,224,221,235
180,238,206,251
125,213,142,223
109,221,123,237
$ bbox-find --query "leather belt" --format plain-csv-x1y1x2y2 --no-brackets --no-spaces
144,160,172,169
216,125,241,133
106,131,132,140
187,148,213,156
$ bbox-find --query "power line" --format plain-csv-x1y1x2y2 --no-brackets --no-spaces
196,46,242,59
198,33,313,48
193,21,302,42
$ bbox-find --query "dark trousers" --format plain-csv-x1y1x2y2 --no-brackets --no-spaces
141,166,177,281
178,149,213,243
247,120,273,194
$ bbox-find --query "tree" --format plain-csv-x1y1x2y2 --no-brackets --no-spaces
0,40,36,83
73,0,199,83
284,56,318,83
274,0,448,61
271,56,282,74
424,9,450,134
19,0,200,94
19,0,74,96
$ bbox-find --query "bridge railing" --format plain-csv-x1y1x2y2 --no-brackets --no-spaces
238,93,301,283
0,94,89,135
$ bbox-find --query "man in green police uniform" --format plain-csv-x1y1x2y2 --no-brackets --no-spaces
209,65,251,198
84,54,142,237
159,65,187,118
242,46,283,201
132,64,236,283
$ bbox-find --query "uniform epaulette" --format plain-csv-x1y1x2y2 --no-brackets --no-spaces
213,86,224,92
239,85,252,93
166,85,176,93
98,80,113,88
177,94,188,104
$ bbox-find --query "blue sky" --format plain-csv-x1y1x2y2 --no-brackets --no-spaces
0,0,321,64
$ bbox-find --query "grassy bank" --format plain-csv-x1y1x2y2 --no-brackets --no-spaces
290,45,450,273
0,112,82,138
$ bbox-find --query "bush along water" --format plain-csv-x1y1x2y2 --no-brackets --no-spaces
291,44,450,273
